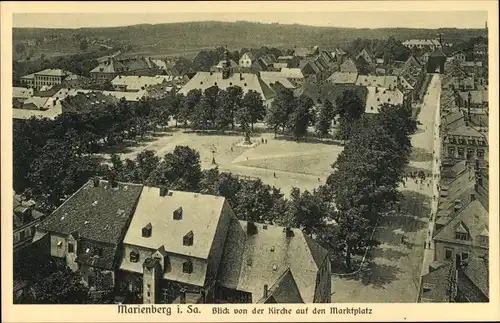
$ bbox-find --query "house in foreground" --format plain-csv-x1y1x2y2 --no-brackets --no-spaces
33,179,331,304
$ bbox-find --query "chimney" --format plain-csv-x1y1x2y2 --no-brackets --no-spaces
180,288,186,304
263,284,268,299
92,177,100,187
247,222,258,235
240,72,243,81
159,186,168,197
470,193,476,201
285,227,294,238
455,254,461,269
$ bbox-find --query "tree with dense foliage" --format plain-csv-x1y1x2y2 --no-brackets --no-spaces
287,94,314,140
178,89,202,127
147,145,202,192
285,187,329,234
315,102,333,138
265,88,296,137
79,39,89,51
21,268,90,304
242,90,266,131
215,90,236,131
226,86,244,129
334,88,365,142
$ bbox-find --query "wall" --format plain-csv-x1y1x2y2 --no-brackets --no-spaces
314,258,332,303
50,233,68,258
204,201,233,291
434,240,488,263
120,243,208,287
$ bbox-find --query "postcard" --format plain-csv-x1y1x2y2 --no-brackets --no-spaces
1,1,499,322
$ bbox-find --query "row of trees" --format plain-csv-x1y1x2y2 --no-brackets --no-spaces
13,94,178,212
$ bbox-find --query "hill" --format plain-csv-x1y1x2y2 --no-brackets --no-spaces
13,21,488,58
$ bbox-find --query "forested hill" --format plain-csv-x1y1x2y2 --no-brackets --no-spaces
13,21,488,52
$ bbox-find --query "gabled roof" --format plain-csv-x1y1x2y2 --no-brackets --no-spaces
365,87,404,114
38,179,143,245
260,269,303,303
111,75,166,91
340,59,358,73
13,87,34,99
123,188,226,259
461,256,489,299
217,220,328,303
178,71,277,101
434,200,488,247
458,91,488,104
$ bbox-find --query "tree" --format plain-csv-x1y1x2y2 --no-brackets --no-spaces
147,146,202,192
242,90,266,131
226,86,244,129
315,102,332,138
232,179,275,222
215,90,235,131
334,88,364,141
285,188,328,234
287,94,314,140
265,88,296,137
135,150,160,183
178,89,202,126
15,42,26,54
22,269,90,304
79,39,88,51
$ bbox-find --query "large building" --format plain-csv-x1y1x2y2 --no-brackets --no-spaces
33,180,331,304
20,69,74,90
179,50,278,107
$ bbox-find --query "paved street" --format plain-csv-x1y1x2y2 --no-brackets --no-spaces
331,74,442,303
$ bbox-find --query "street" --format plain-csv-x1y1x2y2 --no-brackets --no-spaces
331,74,442,302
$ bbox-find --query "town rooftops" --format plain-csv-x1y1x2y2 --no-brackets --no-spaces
419,263,451,302
340,59,358,73
13,87,34,100
178,71,276,101
436,167,476,219
327,72,359,84
90,58,127,74
111,75,167,91
123,187,226,260
32,69,73,77
461,256,489,299
12,105,62,120
355,75,413,90
434,199,488,248
458,91,488,104
22,96,50,110
217,219,329,303
278,68,305,79
447,124,487,141
102,90,148,102
403,39,441,46
61,92,118,114
364,86,404,114
37,179,143,245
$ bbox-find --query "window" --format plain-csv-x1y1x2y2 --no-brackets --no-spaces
98,248,103,257
457,148,465,158
57,241,63,248
130,250,139,263
182,260,193,274
461,252,469,261
477,149,485,158
455,232,468,241
445,248,453,260
183,231,194,246
468,139,475,145
448,147,456,157
68,243,74,253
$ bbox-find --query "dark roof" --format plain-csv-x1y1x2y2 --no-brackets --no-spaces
430,48,446,58
461,256,489,298
262,269,303,303
420,264,451,302
38,179,143,245
303,233,329,268
75,240,118,270
299,82,368,107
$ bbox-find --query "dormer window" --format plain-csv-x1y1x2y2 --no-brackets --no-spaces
142,223,152,238
183,231,194,246
455,232,468,241
130,250,139,263
173,207,183,220
182,260,193,274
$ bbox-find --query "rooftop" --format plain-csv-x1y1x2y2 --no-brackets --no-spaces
365,86,404,114
123,188,226,259
37,179,143,245
178,72,276,101
217,219,328,303
13,87,34,99
111,75,166,91
458,91,488,104
327,72,358,84
12,105,62,120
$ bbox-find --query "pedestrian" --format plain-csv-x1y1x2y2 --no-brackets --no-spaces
317,178,320,182
265,139,267,144
246,156,248,160
273,172,276,178
261,138,264,143
230,147,233,152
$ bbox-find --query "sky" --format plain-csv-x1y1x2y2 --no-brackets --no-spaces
13,11,488,29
